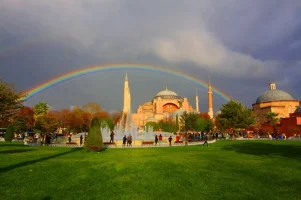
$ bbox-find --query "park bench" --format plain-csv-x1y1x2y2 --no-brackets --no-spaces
142,141,154,146
103,142,116,146
175,141,183,144
66,142,77,145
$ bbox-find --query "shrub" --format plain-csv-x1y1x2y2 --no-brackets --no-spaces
84,117,104,151
5,124,14,142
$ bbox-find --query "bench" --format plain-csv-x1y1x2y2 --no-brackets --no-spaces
66,142,77,145
175,141,183,144
103,142,116,146
142,141,154,146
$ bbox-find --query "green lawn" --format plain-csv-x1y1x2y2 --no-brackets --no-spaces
0,141,300,200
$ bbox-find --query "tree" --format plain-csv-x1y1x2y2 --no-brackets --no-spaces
158,120,178,133
82,102,102,115
199,112,211,120
93,111,109,121
34,102,49,119
110,112,123,124
84,117,104,151
34,112,58,135
264,112,279,135
195,117,210,132
145,121,159,131
180,111,198,144
100,118,115,131
15,106,34,129
12,116,27,134
216,100,255,132
4,124,14,142
0,78,24,126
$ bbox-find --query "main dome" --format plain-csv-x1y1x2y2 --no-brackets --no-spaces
154,88,181,99
256,90,295,104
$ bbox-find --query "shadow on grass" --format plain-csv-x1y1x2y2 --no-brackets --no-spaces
0,148,82,174
0,149,36,154
222,142,301,160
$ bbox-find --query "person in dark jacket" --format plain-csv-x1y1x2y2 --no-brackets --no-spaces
155,135,158,145
203,134,209,147
123,135,127,147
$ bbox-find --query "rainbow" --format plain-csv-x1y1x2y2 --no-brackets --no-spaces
21,64,232,102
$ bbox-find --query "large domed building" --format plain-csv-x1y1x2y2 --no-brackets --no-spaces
253,82,299,127
122,73,214,130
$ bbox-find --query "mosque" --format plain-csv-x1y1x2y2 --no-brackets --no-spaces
252,82,299,127
122,73,214,130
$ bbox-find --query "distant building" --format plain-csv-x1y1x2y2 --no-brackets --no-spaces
261,106,301,137
252,82,299,127
122,74,214,130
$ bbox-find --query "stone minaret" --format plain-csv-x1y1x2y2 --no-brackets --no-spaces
195,88,199,113
123,73,131,114
208,76,213,119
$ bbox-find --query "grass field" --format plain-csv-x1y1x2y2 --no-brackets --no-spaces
0,141,300,200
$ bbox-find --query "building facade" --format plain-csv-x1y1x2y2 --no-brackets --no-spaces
252,82,299,127
122,74,214,130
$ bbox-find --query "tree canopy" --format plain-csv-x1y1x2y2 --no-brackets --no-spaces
0,78,24,126
216,100,255,131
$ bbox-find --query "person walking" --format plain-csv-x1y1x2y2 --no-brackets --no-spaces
127,134,132,147
158,134,163,145
168,135,172,146
110,131,115,143
203,134,209,147
155,135,158,145
80,134,83,146
123,135,127,147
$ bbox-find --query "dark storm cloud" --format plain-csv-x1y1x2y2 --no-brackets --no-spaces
1,0,300,111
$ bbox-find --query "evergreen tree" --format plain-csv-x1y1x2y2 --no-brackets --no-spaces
5,124,14,142
84,117,104,151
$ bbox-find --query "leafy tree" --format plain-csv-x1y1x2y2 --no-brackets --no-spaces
158,120,178,133
4,124,14,142
82,102,102,115
0,78,24,126
180,112,199,144
15,106,34,129
199,112,211,120
93,111,109,121
34,112,58,137
110,112,123,124
264,112,279,135
84,117,104,151
145,121,159,132
100,118,115,131
216,100,255,132
33,102,49,119
12,117,27,134
195,117,210,132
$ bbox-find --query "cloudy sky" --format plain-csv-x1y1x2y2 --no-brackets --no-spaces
1,0,301,113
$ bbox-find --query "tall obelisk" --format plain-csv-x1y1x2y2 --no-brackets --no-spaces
208,76,214,119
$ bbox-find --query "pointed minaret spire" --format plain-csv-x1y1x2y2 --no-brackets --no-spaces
123,73,131,114
195,88,199,113
208,76,213,119
125,72,128,81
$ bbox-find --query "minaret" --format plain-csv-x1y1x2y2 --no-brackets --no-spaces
208,76,213,119
123,73,131,114
195,88,199,113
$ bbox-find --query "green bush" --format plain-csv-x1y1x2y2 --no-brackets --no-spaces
5,124,14,142
84,117,104,151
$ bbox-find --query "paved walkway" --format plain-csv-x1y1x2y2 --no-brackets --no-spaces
26,140,216,148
